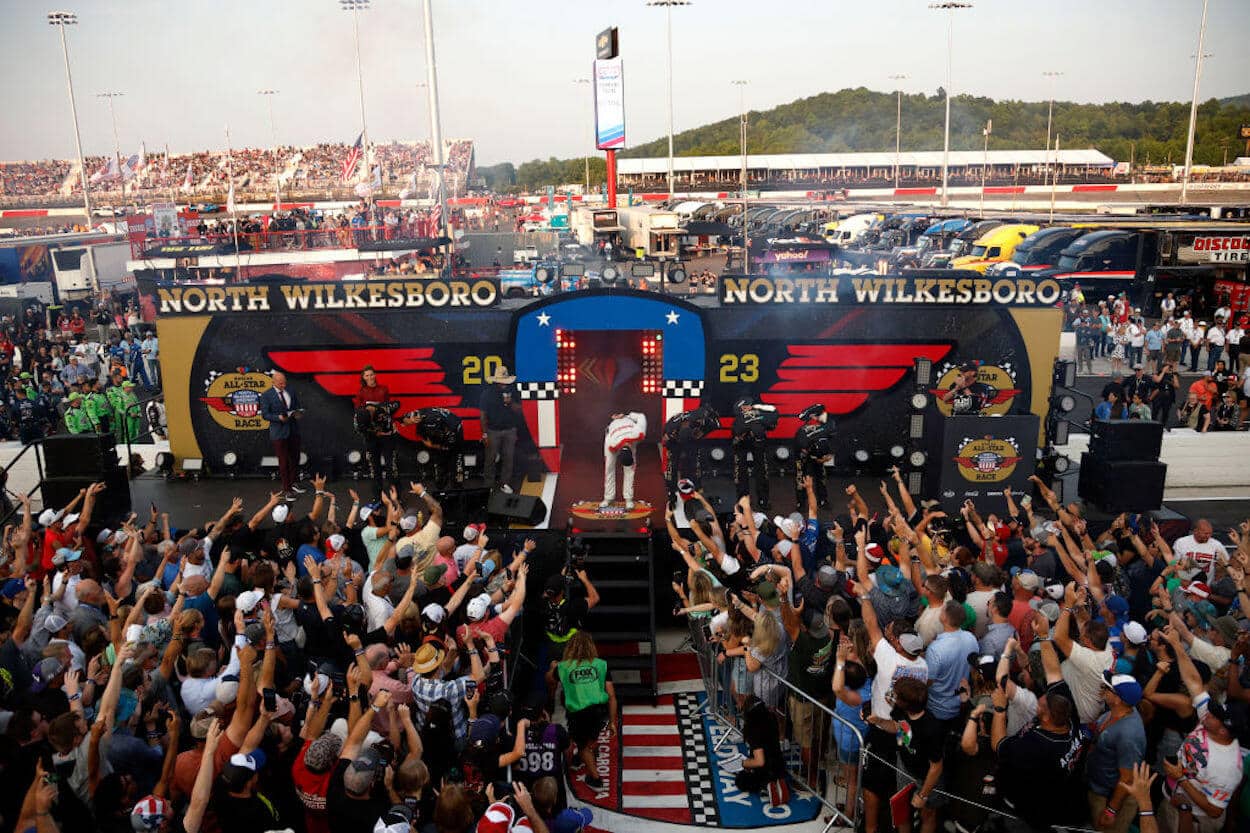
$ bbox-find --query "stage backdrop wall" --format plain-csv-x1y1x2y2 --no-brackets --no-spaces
155,274,1063,484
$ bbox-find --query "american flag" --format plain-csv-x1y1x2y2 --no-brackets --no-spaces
341,133,364,183
182,162,193,191
430,202,442,234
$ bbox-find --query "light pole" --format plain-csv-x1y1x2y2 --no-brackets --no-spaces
888,74,909,189
96,92,125,200
340,0,371,176
979,119,992,214
647,0,690,197
573,78,592,193
48,11,92,220
929,1,972,208
1042,70,1062,190
257,89,281,207
732,79,749,274
1180,0,1209,204
422,0,450,266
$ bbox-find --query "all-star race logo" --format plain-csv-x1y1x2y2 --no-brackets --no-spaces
200,369,272,431
931,361,1021,417
953,435,1023,483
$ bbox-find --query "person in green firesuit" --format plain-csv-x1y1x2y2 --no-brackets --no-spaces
112,380,142,443
18,372,37,401
63,392,95,434
106,376,127,436
85,378,112,435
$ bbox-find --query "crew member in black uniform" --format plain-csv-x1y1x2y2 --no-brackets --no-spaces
731,397,778,510
661,404,719,504
400,407,464,488
14,387,43,445
794,403,835,507
941,361,997,415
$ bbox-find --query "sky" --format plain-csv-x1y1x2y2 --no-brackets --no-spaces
1,0,1248,167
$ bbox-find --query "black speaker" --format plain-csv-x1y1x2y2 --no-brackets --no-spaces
1088,420,1164,461
41,465,132,521
486,490,547,525
1077,453,1166,512
42,433,117,478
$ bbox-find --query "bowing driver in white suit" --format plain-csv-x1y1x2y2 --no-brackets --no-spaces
601,411,647,510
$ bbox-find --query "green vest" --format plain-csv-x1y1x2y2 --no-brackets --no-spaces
556,658,609,713
85,392,109,425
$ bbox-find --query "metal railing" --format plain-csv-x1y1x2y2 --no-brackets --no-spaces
130,223,449,258
0,441,46,527
686,618,861,832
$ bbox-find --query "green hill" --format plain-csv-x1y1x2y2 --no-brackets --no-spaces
496,87,1250,191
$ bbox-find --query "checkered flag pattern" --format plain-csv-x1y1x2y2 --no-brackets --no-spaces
516,382,558,400
675,692,721,826
662,379,704,399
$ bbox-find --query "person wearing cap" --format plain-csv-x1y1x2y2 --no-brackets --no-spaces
84,377,113,435
325,688,393,830
63,390,94,434
396,482,444,569
942,360,996,416
1167,609,1236,671
357,490,397,569
793,404,835,508
1086,670,1147,833
1157,627,1245,832
730,396,776,509
551,806,594,833
112,379,142,442
853,574,928,833
781,605,833,783
479,364,521,493
409,636,489,742
217,745,281,833
259,370,305,498
599,411,647,511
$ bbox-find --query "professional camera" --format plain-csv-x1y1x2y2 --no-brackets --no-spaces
565,537,589,572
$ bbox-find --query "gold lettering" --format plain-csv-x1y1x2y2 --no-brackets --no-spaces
204,287,227,313
973,280,992,304
449,280,471,307
773,278,795,304
470,280,498,306
814,277,839,303
405,281,424,307
913,279,936,303
157,288,181,314
955,279,974,303
722,277,749,304
936,279,956,303
852,278,882,302
893,278,914,302
279,284,315,310
343,282,367,308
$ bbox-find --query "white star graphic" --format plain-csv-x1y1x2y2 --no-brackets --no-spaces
536,312,551,327
665,310,680,325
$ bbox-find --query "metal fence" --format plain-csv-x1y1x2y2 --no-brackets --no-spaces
686,618,861,832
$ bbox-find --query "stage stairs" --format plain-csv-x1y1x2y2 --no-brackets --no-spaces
577,529,658,701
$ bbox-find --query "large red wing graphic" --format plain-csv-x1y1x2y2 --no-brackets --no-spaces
706,343,953,439
200,397,235,413
267,347,482,440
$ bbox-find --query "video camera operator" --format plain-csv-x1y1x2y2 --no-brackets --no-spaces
542,539,600,661
732,397,778,510
794,404,835,507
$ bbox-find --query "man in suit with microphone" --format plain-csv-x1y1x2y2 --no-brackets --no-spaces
261,371,304,500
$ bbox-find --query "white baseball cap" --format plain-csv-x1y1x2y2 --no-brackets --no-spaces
272,504,290,524
236,589,264,614
1123,621,1148,646
466,593,492,622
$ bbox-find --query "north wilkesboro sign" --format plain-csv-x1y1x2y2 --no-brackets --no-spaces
718,274,1063,306
155,278,501,316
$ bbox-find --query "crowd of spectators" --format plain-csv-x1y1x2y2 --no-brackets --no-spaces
1073,289,1249,431
2,141,477,205
0,292,162,446
675,468,1250,833
0,471,616,833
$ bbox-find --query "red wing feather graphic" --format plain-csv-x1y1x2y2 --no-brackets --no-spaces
200,397,235,413
761,342,953,418
267,347,483,440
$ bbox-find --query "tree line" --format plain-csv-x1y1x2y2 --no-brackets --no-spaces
480,87,1250,192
